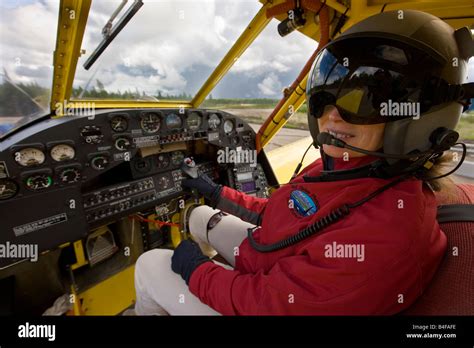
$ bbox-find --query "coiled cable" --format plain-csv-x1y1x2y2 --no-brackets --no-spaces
248,173,412,252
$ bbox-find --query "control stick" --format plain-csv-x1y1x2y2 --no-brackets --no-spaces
180,157,203,203
180,157,222,206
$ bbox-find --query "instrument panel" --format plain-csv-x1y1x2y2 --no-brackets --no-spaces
0,108,277,268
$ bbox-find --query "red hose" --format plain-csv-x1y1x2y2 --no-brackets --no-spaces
129,215,180,228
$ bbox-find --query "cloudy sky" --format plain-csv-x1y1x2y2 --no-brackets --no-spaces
0,0,318,99
0,0,59,86
1,0,473,101
74,0,317,98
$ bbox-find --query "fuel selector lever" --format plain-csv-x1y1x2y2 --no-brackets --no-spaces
181,157,200,179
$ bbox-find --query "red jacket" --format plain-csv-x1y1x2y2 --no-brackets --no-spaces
189,156,447,315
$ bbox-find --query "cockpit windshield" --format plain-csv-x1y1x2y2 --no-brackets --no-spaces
72,0,261,101
0,1,58,137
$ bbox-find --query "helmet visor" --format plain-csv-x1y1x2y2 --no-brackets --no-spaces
307,37,450,124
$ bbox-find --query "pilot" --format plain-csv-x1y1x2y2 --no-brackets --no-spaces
134,10,473,315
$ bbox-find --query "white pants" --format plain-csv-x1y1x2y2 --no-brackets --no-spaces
134,205,255,315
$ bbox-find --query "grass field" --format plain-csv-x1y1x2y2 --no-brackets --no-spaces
457,112,474,141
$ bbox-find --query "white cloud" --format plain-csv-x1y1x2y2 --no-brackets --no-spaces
231,19,315,77
258,72,282,96
213,15,228,44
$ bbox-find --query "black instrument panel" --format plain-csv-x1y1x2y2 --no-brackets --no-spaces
0,109,256,198
0,108,276,268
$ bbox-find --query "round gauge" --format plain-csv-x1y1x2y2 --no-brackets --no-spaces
25,174,52,190
14,148,46,167
110,115,128,132
157,176,172,190
115,137,131,151
133,158,152,174
165,113,183,130
156,153,170,169
171,151,185,166
223,119,234,134
0,179,18,200
186,112,202,130
208,113,221,130
140,112,161,134
59,168,81,184
80,125,103,144
90,155,109,170
50,144,75,162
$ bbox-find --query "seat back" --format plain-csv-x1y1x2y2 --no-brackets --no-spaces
404,183,474,315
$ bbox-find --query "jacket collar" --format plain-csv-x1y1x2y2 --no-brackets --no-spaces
321,148,380,171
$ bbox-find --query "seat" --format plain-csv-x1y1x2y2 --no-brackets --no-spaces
404,183,474,315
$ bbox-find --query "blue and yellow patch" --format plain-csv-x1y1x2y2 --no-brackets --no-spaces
289,189,318,217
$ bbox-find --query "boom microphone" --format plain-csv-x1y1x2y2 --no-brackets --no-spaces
316,132,434,160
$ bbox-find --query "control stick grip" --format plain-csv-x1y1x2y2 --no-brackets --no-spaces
181,157,200,179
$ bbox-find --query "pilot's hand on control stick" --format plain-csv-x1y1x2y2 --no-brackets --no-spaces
171,239,212,285
181,173,222,206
